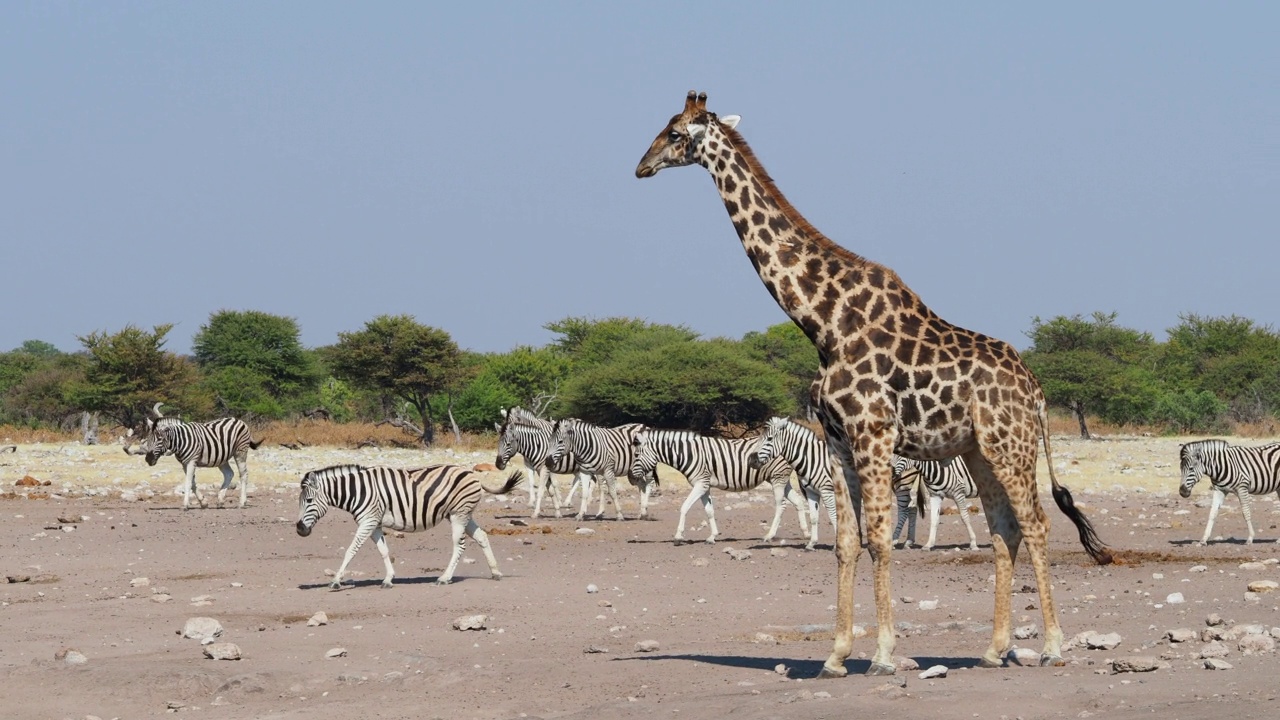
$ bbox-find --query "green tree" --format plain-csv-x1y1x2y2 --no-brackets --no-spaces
1023,312,1159,438
72,324,213,428
192,310,320,417
327,315,464,445
545,316,698,368
742,321,820,416
1159,314,1280,422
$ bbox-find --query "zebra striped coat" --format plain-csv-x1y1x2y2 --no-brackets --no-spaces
495,407,594,519
1179,439,1280,545
632,428,805,544
750,417,838,550
131,415,262,510
549,418,649,520
890,455,982,551
296,464,522,588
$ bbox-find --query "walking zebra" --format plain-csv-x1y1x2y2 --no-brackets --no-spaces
890,455,982,551
1179,439,1280,545
495,407,594,518
296,463,523,589
549,418,650,520
632,428,807,544
124,404,262,509
749,417,838,550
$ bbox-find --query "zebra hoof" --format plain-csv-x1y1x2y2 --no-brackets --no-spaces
866,662,896,676
704,538,716,545
491,572,503,581
328,581,345,591
816,663,847,679
804,544,817,552
380,581,394,589
1040,654,1065,667
434,577,453,586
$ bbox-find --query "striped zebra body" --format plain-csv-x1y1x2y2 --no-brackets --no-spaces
495,407,594,519
1180,439,1280,545
632,428,805,544
296,463,522,588
750,417,838,550
137,415,262,510
890,455,981,550
550,419,649,520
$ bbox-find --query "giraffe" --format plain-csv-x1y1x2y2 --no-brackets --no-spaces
635,91,1112,678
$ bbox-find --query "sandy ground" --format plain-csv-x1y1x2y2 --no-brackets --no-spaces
3,435,1280,720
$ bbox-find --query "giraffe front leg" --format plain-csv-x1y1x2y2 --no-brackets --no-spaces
437,515,469,585
467,519,503,580
372,527,395,588
1199,488,1225,545
864,474,898,675
332,518,378,590
819,465,861,678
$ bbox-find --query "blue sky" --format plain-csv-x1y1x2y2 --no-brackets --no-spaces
2,2,1275,355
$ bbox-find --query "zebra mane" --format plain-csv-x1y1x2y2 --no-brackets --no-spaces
504,407,550,431
303,464,366,484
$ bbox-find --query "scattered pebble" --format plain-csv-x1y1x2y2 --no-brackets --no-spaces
575,528,595,536
307,612,328,627
203,643,242,661
325,648,348,659
1167,628,1196,643
722,547,752,561
586,584,598,594
917,600,938,611
181,617,223,642
634,640,660,653
919,664,948,679
1247,580,1278,594
1165,592,1185,605
54,648,87,665
1013,624,1039,640
1111,657,1161,673
453,615,488,631
1204,658,1234,670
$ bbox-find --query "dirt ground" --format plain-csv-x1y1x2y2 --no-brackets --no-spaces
3,434,1280,720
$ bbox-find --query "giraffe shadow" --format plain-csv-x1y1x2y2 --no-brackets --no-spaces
1168,537,1276,546
614,653,985,676
296,574,497,591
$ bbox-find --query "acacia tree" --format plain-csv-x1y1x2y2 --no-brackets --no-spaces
327,315,465,445
192,310,320,418
72,324,213,429
742,321,820,418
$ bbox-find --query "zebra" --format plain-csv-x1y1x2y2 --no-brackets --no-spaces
632,428,808,544
124,403,262,510
295,463,523,589
890,455,982,551
549,418,650,521
495,407,594,518
749,417,838,550
1179,439,1280,545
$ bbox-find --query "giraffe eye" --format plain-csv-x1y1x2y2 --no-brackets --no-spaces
668,130,682,141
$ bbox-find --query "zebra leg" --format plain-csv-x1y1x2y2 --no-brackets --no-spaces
637,477,653,520
575,474,594,521
235,453,250,508
529,460,545,518
601,469,624,521
466,518,503,580
372,527,395,588
955,493,980,550
437,514,470,585
804,488,821,551
332,517,379,589
1198,487,1226,545
892,486,910,547
923,494,943,550
674,480,709,544
545,467,565,519
821,486,838,543
700,490,719,544
184,462,206,510
763,478,790,543
216,463,234,509
1238,488,1256,545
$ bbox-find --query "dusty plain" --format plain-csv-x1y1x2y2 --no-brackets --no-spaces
3,434,1280,720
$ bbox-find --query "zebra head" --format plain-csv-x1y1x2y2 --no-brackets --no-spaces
495,417,516,470
630,430,659,483
296,468,335,537
749,417,788,469
548,418,578,465
139,416,182,467
890,455,919,486
1178,442,1212,498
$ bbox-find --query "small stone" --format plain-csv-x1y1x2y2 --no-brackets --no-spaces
1112,657,1160,673
181,617,223,642
691,557,709,567
453,614,487,631
754,632,778,644
1206,613,1225,627
634,640,660,653
575,528,595,535
325,647,347,658
770,547,788,558
55,648,87,665
919,664,948,679
306,612,328,627
893,655,919,672
1014,624,1039,640
586,584,599,594
723,547,752,561
1007,647,1041,665
203,643,242,660
151,594,172,603
1238,634,1276,654
510,519,528,527
1189,565,1208,573
16,475,40,487
190,594,214,603
129,577,149,588
917,599,938,611
900,596,915,604
1165,592,1185,605
1083,631,1122,650
1199,641,1230,659
1167,628,1196,643
1247,580,1279,594
1204,658,1233,670
166,702,186,710
583,646,609,654
775,663,789,676
1239,561,1266,571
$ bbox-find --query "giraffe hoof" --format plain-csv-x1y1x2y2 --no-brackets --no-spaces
978,656,1004,668
1040,654,1065,667
816,664,848,679
866,663,896,676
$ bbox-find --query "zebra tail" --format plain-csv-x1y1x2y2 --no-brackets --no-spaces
249,437,264,450
478,469,525,496
914,477,926,519
1039,399,1113,566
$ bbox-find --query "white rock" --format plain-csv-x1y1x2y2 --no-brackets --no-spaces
453,614,487,631
181,617,223,642
1166,592,1185,605
1239,561,1266,572
586,584,599,594
1013,624,1039,640
634,640,660,653
1167,628,1196,643
770,547,788,558
774,663,788,675
1189,565,1208,573
1083,631,1122,650
893,656,919,672
203,643,242,660
1007,647,1041,665
1238,634,1276,654
1247,580,1279,593
1204,658,1233,670
918,664,948,679
325,647,347,658
917,599,939,611
129,577,149,588
306,612,328,627
55,648,87,665
1111,657,1160,673
1199,642,1230,659
723,547,752,561
574,528,595,536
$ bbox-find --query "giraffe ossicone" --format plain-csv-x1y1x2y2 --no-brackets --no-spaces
636,90,1112,678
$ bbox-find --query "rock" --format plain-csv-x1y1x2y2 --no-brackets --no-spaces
723,547,752,561
203,643,242,660
893,655,919,672
306,612,328,627
1238,634,1276,654
181,617,224,642
1112,657,1161,673
586,584,599,594
574,527,595,535
16,475,40,487
1013,624,1039,640
129,577,149,588
1083,631,1122,650
325,648,347,658
691,557,709,567
6,575,30,583
1199,642,1230,659
634,640,660,653
1165,592,1185,604
453,614,487,631
1239,561,1266,571
770,547,788,558
919,664,948,679
1167,628,1196,643
1227,623,1266,639
1204,658,1234,670
1190,565,1208,573
509,519,528,527
774,663,788,676
1007,647,1041,665
151,594,172,603
1202,627,1227,642
1247,580,1279,594
583,646,609,654
55,648,87,665
917,600,938,611
1206,613,1225,627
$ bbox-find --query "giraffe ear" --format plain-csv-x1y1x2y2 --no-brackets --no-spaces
720,115,741,130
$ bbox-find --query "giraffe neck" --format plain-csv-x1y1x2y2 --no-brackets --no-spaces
697,125,882,359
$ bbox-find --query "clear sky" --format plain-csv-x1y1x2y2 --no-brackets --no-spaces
2,2,1275,356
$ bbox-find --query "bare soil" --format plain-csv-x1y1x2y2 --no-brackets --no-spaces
3,436,1280,720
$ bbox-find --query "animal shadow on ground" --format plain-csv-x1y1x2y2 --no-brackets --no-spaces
1168,537,1276,546
296,574,491,591
616,653,985,677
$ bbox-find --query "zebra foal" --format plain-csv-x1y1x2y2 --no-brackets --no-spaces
1179,439,1280,545
296,463,522,589
890,455,982,551
124,403,262,510
749,417,838,550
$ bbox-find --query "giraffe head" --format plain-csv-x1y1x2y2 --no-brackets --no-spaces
635,90,739,178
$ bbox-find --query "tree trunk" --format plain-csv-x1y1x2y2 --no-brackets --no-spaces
1073,400,1091,440
446,395,462,443
417,400,436,446
80,411,100,445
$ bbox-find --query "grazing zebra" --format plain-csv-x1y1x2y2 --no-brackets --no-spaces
495,407,594,518
549,418,650,520
124,404,262,510
890,455,982,551
632,428,807,544
296,463,523,589
749,417,838,550
1179,439,1280,545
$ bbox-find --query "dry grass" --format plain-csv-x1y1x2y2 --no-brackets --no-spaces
0,421,499,451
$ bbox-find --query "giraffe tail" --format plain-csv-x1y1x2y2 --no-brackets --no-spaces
1039,401,1113,566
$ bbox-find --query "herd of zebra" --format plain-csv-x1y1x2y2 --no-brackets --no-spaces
120,403,1280,591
